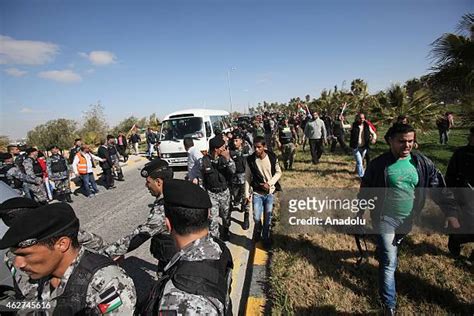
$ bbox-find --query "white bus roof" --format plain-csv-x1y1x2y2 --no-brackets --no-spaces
163,108,230,120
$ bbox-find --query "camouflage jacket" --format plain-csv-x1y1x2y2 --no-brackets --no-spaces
103,197,167,257
46,153,69,180
158,235,229,315
11,247,136,315
22,158,42,185
4,229,105,300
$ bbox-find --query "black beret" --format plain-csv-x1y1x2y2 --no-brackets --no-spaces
0,197,39,214
0,153,12,161
140,158,173,179
163,179,211,209
209,135,225,150
0,202,80,249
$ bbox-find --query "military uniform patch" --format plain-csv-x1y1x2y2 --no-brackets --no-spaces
97,286,123,314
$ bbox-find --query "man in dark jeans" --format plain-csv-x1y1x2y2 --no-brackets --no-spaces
436,112,451,145
445,127,474,262
349,113,376,178
98,138,115,189
359,123,460,315
303,112,327,164
116,132,128,162
330,113,351,154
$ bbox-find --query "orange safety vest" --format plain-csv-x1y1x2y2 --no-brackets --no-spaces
76,152,88,175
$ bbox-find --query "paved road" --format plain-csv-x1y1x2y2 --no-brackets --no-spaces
71,156,254,314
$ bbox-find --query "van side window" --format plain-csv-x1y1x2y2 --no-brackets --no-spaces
210,115,222,134
205,121,212,138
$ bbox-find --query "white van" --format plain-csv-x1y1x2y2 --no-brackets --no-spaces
158,109,231,167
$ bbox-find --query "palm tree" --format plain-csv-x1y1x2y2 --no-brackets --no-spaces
376,84,442,132
430,13,474,99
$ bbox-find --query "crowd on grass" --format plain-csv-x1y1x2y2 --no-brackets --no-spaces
0,104,472,315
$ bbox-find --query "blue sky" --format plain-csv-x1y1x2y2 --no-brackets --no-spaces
0,0,471,139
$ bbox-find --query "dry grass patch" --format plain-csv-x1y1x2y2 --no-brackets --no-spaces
268,147,474,315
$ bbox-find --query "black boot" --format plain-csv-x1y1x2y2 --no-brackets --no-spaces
65,193,73,203
221,227,230,241
448,236,461,257
242,212,250,230
57,193,65,202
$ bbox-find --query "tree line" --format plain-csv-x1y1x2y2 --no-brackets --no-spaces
23,103,161,151
248,13,473,130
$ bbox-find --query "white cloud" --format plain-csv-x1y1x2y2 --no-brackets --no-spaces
38,69,82,83
85,68,95,74
20,107,35,113
4,67,27,77
18,107,50,114
0,35,59,65
79,50,117,66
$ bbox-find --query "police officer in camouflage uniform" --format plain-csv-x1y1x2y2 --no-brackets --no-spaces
21,147,48,203
107,135,124,181
1,197,105,302
201,135,236,240
277,117,297,170
143,179,233,315
47,145,73,203
0,153,26,195
0,202,136,315
103,158,176,273
230,132,252,230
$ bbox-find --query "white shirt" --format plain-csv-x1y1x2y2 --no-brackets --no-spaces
72,151,102,174
187,146,203,182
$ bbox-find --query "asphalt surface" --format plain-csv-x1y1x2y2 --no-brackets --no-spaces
71,156,254,314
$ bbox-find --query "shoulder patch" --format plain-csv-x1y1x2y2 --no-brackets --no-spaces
97,286,122,314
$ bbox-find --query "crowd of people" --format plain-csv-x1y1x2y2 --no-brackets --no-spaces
0,107,472,315
0,133,133,203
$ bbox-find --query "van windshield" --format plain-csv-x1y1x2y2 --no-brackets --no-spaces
160,117,204,141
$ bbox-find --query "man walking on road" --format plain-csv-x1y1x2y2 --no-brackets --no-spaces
98,138,117,189
130,131,141,155
245,136,282,247
72,144,103,197
201,135,236,240
146,128,158,160
184,137,203,185
304,112,327,164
